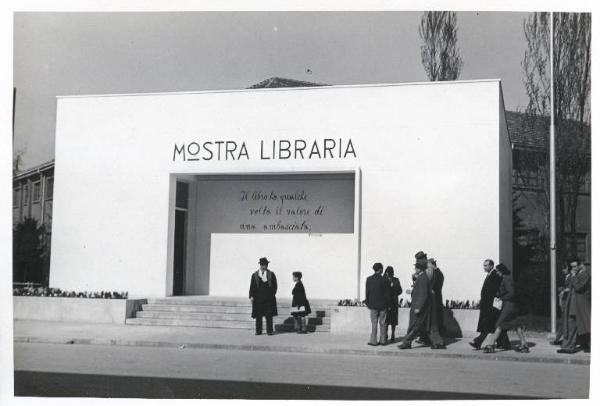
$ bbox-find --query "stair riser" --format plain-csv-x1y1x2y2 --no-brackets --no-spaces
135,311,330,324
147,298,336,308
141,305,327,317
125,318,329,332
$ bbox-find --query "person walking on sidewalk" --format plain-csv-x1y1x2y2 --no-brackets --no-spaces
481,264,529,353
365,262,388,346
557,259,591,354
291,271,311,334
399,263,444,350
249,257,278,336
470,259,511,350
384,266,403,343
425,258,446,349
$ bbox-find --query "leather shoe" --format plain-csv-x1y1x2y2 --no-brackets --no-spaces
367,342,379,346
557,348,577,354
255,332,262,335
267,332,274,336
398,342,411,350
469,341,481,350
431,344,446,350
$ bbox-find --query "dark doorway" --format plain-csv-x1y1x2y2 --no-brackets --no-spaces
173,182,189,296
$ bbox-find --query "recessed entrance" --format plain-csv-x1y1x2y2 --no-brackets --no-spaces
168,171,358,299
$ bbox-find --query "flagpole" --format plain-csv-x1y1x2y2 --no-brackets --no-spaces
549,12,557,335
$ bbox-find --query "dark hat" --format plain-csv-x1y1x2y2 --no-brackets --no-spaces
415,251,428,260
384,266,394,276
292,271,302,279
258,257,270,265
496,263,511,275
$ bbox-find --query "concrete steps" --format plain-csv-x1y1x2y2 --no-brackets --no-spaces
126,296,333,332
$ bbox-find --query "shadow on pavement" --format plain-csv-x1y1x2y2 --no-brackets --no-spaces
15,371,545,400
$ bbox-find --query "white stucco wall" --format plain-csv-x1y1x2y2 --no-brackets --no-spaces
51,80,510,301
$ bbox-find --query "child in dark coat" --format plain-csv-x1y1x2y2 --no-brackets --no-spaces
291,272,312,334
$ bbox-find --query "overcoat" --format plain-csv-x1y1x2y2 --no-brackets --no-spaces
477,269,503,333
562,267,591,335
407,271,431,332
291,281,312,317
249,269,278,318
365,273,388,310
385,276,403,326
495,275,520,330
424,267,445,334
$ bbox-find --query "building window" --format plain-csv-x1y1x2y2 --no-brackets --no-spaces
45,177,54,200
32,181,41,203
566,233,589,262
22,184,29,206
580,171,591,195
512,149,545,190
13,187,20,207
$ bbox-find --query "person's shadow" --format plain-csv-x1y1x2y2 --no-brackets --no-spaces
441,309,463,339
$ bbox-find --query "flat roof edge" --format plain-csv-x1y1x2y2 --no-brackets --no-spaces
56,79,502,100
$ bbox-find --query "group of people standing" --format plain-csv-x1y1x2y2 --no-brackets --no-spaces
366,251,446,349
553,258,591,353
249,257,311,335
249,255,591,355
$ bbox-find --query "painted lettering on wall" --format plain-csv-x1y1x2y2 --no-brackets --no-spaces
172,138,357,161
238,189,327,232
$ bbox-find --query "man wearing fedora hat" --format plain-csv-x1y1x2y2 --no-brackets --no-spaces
249,257,278,335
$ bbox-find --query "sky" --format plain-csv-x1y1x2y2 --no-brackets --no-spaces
13,11,532,169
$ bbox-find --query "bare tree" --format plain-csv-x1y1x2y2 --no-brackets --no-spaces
13,149,24,177
418,11,463,81
520,12,591,263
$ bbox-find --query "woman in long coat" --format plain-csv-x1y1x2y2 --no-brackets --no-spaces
384,266,403,342
482,264,529,353
425,259,446,348
291,272,311,334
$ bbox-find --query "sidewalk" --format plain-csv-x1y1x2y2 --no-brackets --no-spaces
13,319,590,365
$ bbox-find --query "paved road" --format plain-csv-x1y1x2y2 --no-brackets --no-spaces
14,343,589,399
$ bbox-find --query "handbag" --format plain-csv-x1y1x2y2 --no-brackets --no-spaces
492,297,503,310
291,306,306,315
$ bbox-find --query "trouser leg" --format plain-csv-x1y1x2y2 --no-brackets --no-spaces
293,316,301,331
497,330,511,348
481,328,502,347
266,316,274,334
300,317,307,332
255,317,263,334
378,310,388,344
369,309,378,344
403,321,422,344
561,316,578,350
472,333,487,346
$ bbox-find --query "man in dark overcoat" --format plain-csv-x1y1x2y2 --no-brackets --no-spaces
399,265,442,349
558,259,591,353
365,262,388,345
249,257,278,335
470,259,510,350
